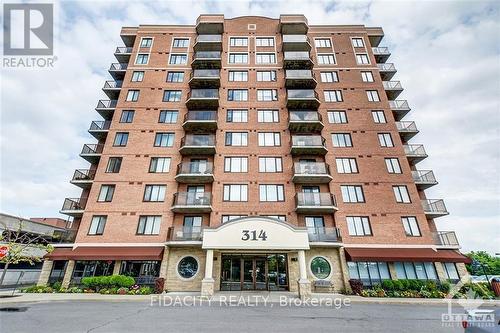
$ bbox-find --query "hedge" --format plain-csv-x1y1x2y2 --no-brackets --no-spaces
81,275,135,290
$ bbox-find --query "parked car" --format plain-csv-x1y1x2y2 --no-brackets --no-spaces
463,308,499,332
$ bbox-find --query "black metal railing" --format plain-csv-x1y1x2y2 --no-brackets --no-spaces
180,134,216,147
183,111,217,122
89,120,111,131
296,193,337,207
172,192,212,207
176,162,214,175
294,162,330,175
72,169,96,181
307,227,342,242
61,197,87,211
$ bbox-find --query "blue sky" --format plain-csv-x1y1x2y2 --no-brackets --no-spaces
1,0,499,254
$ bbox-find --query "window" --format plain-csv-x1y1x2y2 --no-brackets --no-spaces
258,132,281,146
223,184,248,201
347,216,372,236
356,54,370,64
226,109,248,123
222,215,247,223
159,110,178,123
351,38,364,48
257,89,278,101
256,53,276,64
332,133,352,147
264,215,286,221
443,263,460,281
106,157,122,173
126,90,139,102
163,90,182,102
395,262,437,281
257,71,277,82
173,38,189,48
324,90,343,102
228,71,248,82
183,216,202,231
89,216,107,235
336,158,358,173
135,54,149,64
402,217,421,237
259,184,285,202
167,72,184,82
137,216,161,235
177,256,198,279
320,72,339,83
310,257,331,279
367,90,380,102
169,54,187,65
154,133,174,147
372,110,386,123
224,132,247,146
229,37,248,46
385,158,402,174
227,89,248,101
259,157,283,172
98,185,115,202
361,71,374,82
393,185,411,203
257,110,279,122
149,157,171,173
378,133,394,147
131,71,144,82
341,185,365,203
120,110,134,123
348,262,390,287
317,54,336,65
143,185,166,202
305,216,325,231
224,157,248,173
113,132,129,146
315,38,331,48
328,111,347,123
256,37,274,47
229,53,248,64
140,37,153,48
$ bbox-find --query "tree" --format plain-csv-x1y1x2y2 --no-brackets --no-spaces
466,251,500,276
0,219,54,286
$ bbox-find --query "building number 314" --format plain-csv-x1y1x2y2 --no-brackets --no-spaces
241,230,268,241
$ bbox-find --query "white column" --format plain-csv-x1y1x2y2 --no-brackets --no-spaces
201,249,215,297
298,250,308,280
204,249,214,279
297,250,311,299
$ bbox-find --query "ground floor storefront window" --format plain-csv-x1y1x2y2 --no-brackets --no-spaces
120,260,160,285
72,260,114,284
48,261,67,284
442,262,460,282
394,262,438,281
348,261,390,286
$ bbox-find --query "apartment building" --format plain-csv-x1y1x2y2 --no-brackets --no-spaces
38,15,470,298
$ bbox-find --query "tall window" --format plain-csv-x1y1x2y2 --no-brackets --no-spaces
106,157,122,173
259,157,282,172
378,133,394,147
341,185,365,203
443,263,460,281
98,185,115,202
372,110,386,123
348,262,390,287
257,71,277,82
259,185,285,202
227,89,248,101
120,110,135,123
126,90,139,102
324,90,343,102
347,216,372,236
256,53,276,64
257,110,279,122
225,132,248,146
113,132,129,147
137,216,161,235
320,72,339,83
328,111,347,123
149,157,171,173
257,89,278,101
169,54,187,64
256,37,274,46
361,71,374,82
263,215,286,222
222,215,247,223
258,132,280,146
89,216,107,235
228,53,248,64
385,158,402,174
140,37,153,48
315,38,331,47
224,157,248,173
227,109,248,122
159,110,178,123
131,71,144,82
154,133,174,147
332,133,353,147
228,71,248,82
356,54,370,64
395,262,437,280
223,184,248,201
163,90,182,102
402,217,421,236
393,185,411,203
172,38,189,48
336,158,358,173
167,72,184,82
143,185,166,202
229,37,248,46
135,54,149,64
366,90,380,102
351,38,364,47
317,54,336,64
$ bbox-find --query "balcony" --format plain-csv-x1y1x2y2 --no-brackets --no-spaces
292,162,332,184
167,226,203,243
377,63,397,80
367,27,384,47
290,135,328,155
403,144,428,164
285,70,317,89
422,199,449,218
282,35,311,52
108,63,127,80
396,121,419,141
175,162,214,184
70,169,95,189
433,231,460,248
114,46,133,62
120,28,136,47
183,111,217,132
191,52,222,69
283,52,313,69
193,34,222,52
179,134,216,155
389,100,411,121
80,144,104,164
288,111,323,132
171,192,212,213
287,89,320,109
196,14,224,34
308,227,342,243
186,89,219,109
295,193,338,213
372,47,390,63
95,99,117,120
102,80,122,99
189,69,220,88
279,14,309,34
383,81,403,100
412,170,438,189
60,197,87,217
88,120,111,140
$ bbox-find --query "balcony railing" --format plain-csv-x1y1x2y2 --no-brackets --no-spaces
283,51,313,69
289,111,321,122
191,69,220,79
179,134,216,155
403,144,427,164
196,34,222,43
95,100,117,120
189,69,221,88
421,199,449,217
433,231,459,247
103,80,122,89
186,89,219,109
294,162,329,175
412,170,437,189
296,193,337,213
194,35,222,51
396,121,419,141
389,100,411,121
89,120,111,132
171,192,212,213
377,63,396,80
285,70,317,88
287,89,320,109
383,80,403,99
115,47,133,54
184,110,217,122
167,226,204,242
60,197,87,216
282,35,311,51
72,169,96,182
81,143,104,155
192,51,222,69
290,135,328,155
177,162,214,175
193,51,221,60
308,227,342,243
372,47,390,63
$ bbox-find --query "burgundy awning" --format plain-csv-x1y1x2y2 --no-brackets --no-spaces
344,248,471,263
45,246,164,261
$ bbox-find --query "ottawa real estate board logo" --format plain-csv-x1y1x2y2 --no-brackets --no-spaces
2,3,56,68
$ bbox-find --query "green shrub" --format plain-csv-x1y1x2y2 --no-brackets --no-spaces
24,285,45,293
138,286,153,295
392,280,403,291
51,281,62,291
81,275,135,290
439,281,451,293
381,280,394,291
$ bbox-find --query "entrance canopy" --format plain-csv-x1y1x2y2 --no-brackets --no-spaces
44,246,164,261
202,217,310,250
345,247,471,263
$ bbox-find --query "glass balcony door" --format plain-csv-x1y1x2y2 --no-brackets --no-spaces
302,186,320,205
189,159,208,173
186,185,205,205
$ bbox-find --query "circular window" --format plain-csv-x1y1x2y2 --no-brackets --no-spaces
177,256,199,279
310,257,331,279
